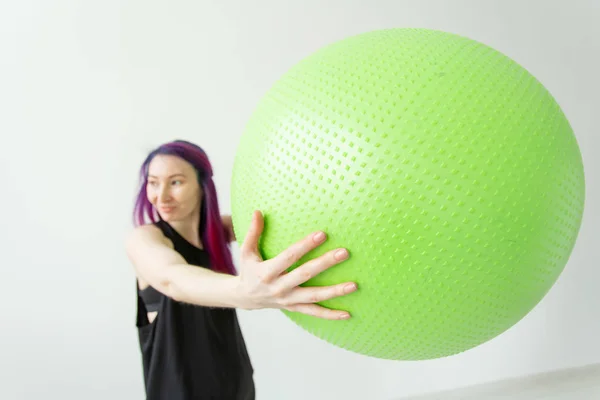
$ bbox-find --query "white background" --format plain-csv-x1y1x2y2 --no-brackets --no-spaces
0,1,598,399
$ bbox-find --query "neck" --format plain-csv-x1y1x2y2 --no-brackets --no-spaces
168,209,203,249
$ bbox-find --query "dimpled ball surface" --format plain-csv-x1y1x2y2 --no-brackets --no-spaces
230,28,585,360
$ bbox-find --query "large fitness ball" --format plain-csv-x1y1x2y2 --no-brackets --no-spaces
230,28,585,360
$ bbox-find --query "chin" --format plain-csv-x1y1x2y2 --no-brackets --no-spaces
158,212,178,221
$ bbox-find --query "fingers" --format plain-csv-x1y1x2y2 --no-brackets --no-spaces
286,281,357,305
264,230,329,280
285,303,351,320
240,210,264,260
276,247,350,289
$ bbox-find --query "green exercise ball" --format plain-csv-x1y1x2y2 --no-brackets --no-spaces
230,28,585,360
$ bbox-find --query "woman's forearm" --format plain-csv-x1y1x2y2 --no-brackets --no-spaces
164,263,246,309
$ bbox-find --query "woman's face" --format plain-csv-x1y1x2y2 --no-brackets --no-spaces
146,154,202,222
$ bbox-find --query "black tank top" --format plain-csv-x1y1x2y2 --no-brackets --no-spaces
135,220,255,399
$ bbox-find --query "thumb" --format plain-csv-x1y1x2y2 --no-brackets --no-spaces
240,210,264,260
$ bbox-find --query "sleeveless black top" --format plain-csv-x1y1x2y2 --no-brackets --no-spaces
135,220,255,399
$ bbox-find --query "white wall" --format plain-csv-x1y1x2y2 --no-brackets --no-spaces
1,1,598,399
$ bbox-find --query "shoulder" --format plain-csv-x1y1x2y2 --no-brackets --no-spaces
125,223,174,251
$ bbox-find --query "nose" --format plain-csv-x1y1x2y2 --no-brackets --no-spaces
158,184,172,203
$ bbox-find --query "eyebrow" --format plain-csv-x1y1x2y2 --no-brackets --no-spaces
148,173,186,179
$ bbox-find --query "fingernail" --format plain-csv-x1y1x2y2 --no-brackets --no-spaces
335,249,349,260
339,313,350,320
344,283,357,293
313,231,326,243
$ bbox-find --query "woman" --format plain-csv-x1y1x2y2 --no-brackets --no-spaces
125,140,358,399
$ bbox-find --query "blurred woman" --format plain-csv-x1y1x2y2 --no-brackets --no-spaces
125,139,357,399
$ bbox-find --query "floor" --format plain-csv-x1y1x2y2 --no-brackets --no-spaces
397,363,600,399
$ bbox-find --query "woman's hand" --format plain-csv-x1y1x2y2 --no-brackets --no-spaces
221,214,236,243
236,210,357,320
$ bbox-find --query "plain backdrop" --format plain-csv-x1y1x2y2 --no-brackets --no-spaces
0,1,598,399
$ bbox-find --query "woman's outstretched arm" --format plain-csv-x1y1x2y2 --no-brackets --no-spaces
126,211,358,319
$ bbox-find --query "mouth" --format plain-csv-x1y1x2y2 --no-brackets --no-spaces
159,206,176,213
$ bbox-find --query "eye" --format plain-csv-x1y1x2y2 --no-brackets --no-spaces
172,180,182,186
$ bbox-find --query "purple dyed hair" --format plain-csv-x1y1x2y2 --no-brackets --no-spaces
132,139,236,276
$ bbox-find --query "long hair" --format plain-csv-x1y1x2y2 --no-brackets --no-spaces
132,140,236,276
